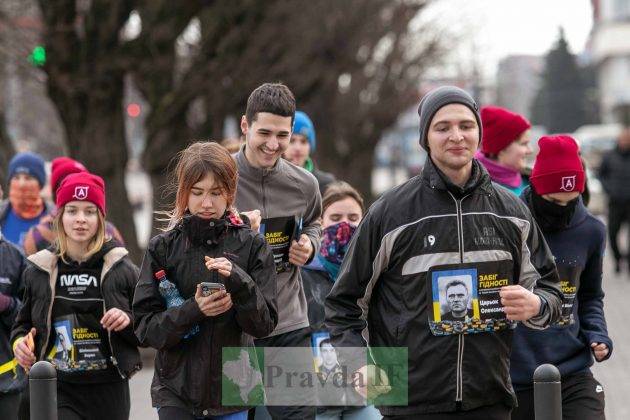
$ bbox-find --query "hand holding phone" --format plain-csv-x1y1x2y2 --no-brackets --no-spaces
200,282,226,297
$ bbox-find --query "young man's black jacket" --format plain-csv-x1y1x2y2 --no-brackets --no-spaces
0,235,26,394
133,215,278,417
10,243,142,379
325,158,562,416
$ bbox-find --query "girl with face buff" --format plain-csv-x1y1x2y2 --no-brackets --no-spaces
301,182,381,419
133,142,277,420
11,172,141,420
510,135,611,420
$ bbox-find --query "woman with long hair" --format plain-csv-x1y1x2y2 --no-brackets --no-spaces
11,172,141,420
133,141,277,420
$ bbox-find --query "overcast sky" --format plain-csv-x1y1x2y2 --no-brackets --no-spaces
423,0,593,78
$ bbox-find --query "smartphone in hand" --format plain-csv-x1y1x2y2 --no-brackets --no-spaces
200,282,226,297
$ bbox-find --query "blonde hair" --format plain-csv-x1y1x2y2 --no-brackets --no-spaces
53,207,107,263
161,141,238,230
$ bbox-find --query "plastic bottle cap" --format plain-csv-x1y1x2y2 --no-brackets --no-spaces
154,270,166,280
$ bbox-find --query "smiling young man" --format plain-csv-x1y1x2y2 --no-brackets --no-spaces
325,86,562,419
234,83,322,420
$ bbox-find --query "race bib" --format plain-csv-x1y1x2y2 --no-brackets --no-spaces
555,266,581,327
260,216,300,273
47,313,109,372
427,261,517,335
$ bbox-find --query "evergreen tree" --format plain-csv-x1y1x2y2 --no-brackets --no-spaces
531,28,587,132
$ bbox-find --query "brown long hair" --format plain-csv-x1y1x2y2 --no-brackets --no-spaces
53,207,107,263
162,141,238,230
322,181,365,215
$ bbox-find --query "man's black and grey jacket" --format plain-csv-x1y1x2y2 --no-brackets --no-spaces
325,158,562,416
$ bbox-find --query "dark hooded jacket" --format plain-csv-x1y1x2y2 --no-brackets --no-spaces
510,188,612,389
133,214,277,417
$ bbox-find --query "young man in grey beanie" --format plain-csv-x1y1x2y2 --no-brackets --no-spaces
325,85,562,419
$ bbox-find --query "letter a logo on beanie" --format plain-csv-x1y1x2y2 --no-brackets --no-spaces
560,176,576,192
57,172,106,215
73,186,89,200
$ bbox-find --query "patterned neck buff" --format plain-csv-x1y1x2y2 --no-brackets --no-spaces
319,221,357,281
9,179,44,219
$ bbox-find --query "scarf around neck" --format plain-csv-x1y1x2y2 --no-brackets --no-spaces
8,180,44,219
475,151,522,188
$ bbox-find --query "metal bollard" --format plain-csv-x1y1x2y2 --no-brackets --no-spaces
30,361,58,420
533,363,562,420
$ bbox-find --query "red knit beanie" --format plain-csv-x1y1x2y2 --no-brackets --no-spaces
530,135,585,195
50,157,87,197
480,106,531,155
56,172,106,215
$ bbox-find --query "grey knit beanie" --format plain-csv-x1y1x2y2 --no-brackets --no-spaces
417,86,482,150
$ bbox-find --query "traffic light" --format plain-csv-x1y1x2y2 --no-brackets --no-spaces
28,45,46,67
126,103,141,118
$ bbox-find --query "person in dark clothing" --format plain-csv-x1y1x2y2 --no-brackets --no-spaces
133,142,278,420
302,181,364,330
283,110,336,195
301,181,381,419
511,135,611,420
11,172,141,420
0,211,27,419
325,86,562,419
598,127,630,273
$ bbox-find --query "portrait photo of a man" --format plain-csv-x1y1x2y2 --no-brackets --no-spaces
440,278,474,321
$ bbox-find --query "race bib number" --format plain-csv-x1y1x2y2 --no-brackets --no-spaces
427,261,516,335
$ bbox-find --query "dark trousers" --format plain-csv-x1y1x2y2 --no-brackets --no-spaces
607,200,630,263
0,391,20,420
512,371,605,420
383,402,511,420
57,380,130,420
250,327,316,420
158,406,248,419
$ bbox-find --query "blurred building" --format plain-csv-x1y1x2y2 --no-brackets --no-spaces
589,0,630,123
495,55,543,119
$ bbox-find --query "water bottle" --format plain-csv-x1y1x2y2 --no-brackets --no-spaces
154,270,199,339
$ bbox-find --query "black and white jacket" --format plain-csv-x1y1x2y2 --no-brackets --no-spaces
325,158,562,416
